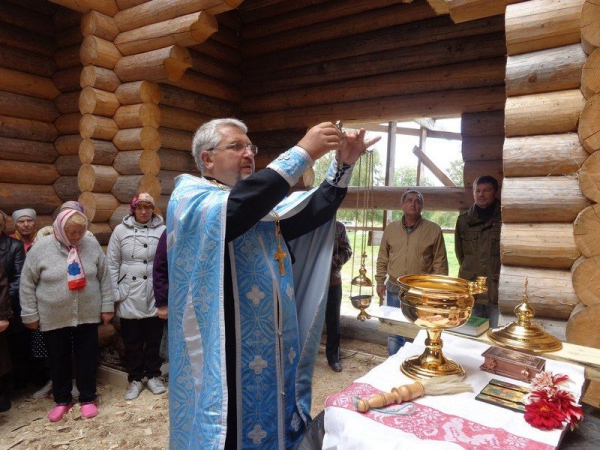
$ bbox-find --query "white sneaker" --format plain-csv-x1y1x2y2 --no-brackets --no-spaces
124,380,144,400
32,380,53,399
146,377,167,395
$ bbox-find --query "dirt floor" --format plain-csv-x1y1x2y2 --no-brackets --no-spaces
0,338,387,450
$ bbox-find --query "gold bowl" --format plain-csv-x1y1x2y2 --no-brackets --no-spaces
398,274,487,379
350,294,372,321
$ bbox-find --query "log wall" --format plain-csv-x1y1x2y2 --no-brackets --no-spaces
499,0,588,330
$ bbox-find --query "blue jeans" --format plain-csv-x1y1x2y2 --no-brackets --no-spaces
471,303,500,329
386,290,406,355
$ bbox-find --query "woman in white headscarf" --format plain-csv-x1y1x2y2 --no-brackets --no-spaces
19,210,114,422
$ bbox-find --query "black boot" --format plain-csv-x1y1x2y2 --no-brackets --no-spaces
0,374,11,412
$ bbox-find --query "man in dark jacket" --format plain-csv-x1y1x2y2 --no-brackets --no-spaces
455,176,501,327
0,264,12,411
325,221,352,372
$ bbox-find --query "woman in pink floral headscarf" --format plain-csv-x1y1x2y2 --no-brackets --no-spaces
19,210,114,422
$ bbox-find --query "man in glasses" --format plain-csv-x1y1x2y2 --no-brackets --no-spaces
167,118,379,449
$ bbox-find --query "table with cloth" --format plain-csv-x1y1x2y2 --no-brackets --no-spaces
320,332,585,450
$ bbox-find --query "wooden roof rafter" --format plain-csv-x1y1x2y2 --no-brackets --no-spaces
427,0,527,24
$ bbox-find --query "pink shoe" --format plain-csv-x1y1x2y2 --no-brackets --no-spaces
81,402,98,419
48,403,73,422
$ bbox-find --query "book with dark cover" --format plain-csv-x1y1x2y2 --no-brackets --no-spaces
452,315,490,337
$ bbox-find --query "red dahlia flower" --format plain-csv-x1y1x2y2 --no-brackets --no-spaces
524,400,567,431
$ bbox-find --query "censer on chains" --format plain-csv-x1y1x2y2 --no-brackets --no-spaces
345,124,376,322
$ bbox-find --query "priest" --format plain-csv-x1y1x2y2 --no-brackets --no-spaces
167,118,378,449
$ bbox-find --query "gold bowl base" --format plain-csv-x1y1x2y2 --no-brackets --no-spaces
401,353,465,379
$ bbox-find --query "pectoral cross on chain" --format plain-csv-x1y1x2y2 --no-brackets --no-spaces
273,213,287,276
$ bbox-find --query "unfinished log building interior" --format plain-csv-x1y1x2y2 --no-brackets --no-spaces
0,0,599,355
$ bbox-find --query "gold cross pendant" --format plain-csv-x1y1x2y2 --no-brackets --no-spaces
273,213,287,276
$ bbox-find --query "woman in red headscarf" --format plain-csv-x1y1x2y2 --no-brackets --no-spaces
19,210,114,422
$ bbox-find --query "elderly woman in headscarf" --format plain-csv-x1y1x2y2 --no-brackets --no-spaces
106,193,166,401
19,210,114,422
10,208,37,253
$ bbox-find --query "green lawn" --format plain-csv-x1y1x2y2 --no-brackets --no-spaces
340,230,459,308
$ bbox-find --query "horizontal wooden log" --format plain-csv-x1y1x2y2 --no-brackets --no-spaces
241,2,436,58
202,19,238,49
79,86,120,117
114,0,227,32
204,0,243,15
55,92,81,114
79,114,119,140
159,105,211,133
243,86,506,131
53,6,83,29
240,0,335,19
242,0,413,41
114,11,218,56
112,174,162,203
78,191,120,222
112,150,161,176
503,133,588,177
501,223,580,269
506,44,587,97
566,303,600,349
0,160,59,185
0,91,60,123
461,110,504,137
505,90,585,137
52,66,83,93
446,0,525,24
55,155,81,176
191,36,241,67
461,136,504,162
0,22,55,57
0,44,56,78
0,67,60,100
0,115,58,142
116,0,149,9
502,176,591,223
463,160,503,189
159,84,237,117
55,45,81,70
340,186,470,211
0,183,61,214
80,66,120,92
158,127,194,151
582,0,600,50
505,0,584,56
88,222,112,246
56,25,83,48
4,0,56,16
55,112,82,135
79,139,118,165
113,103,161,129
574,204,600,257
49,0,90,13
163,70,241,103
572,255,600,307
114,45,191,83
109,204,130,229
579,151,600,203
244,15,504,75
81,10,119,41
579,94,600,153
53,175,80,201
189,49,241,84
0,137,57,164
157,169,179,194
242,58,506,114
115,81,160,105
55,135,82,156
80,35,121,69
113,127,161,151
499,265,578,320
157,148,196,173
78,163,119,193
582,47,600,99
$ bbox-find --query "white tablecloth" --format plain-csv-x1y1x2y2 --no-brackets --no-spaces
323,332,585,450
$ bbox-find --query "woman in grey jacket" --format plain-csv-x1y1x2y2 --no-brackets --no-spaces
20,210,114,422
106,193,166,400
